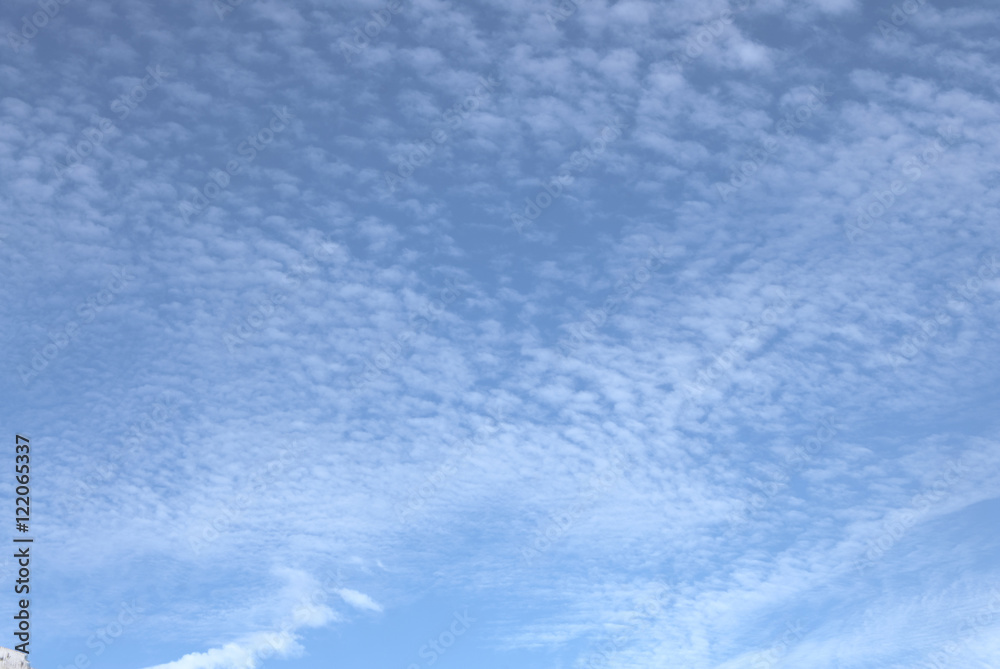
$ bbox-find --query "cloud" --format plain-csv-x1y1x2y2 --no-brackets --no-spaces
336,588,384,613
4,1,1000,668
142,631,301,669
140,569,339,669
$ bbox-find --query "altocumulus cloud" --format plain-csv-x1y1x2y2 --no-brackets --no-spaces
4,1,1000,668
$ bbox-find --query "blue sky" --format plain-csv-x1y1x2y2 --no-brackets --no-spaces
1,0,1000,667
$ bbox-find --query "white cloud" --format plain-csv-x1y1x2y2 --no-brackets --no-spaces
336,588,384,613
142,631,301,669
4,1,1000,668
